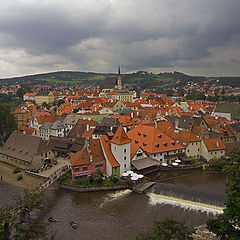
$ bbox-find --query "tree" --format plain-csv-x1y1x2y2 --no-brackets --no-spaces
207,148,240,239
57,99,65,107
42,102,50,109
0,104,17,145
16,88,25,100
136,218,196,240
0,189,46,240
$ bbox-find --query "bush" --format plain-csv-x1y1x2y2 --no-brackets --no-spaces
112,176,119,184
94,177,103,185
17,174,23,181
88,175,93,184
13,167,21,174
209,157,228,172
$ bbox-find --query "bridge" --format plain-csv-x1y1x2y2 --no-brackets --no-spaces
39,164,70,190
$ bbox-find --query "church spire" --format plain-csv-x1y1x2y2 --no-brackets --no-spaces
118,65,120,75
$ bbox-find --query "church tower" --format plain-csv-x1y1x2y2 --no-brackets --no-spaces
117,66,122,90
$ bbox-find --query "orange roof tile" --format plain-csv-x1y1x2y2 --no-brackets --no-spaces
127,125,185,154
36,115,55,124
111,126,131,145
82,128,95,139
203,138,226,151
70,139,105,167
165,130,200,146
157,120,173,133
100,135,119,167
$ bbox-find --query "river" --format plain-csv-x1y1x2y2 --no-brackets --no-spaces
0,170,227,240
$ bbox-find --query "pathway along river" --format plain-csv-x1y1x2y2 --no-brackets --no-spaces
0,170,227,240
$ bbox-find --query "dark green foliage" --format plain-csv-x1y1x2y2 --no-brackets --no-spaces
42,102,50,109
14,222,45,240
136,217,196,240
88,175,93,184
207,148,240,239
94,177,103,185
186,90,206,100
112,176,119,184
0,103,17,145
17,174,23,181
57,99,65,107
95,168,103,178
16,88,24,100
208,157,228,172
13,167,21,174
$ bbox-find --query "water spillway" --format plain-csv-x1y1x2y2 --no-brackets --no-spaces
146,182,226,214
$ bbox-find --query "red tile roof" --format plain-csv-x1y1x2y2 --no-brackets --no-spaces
70,139,105,167
100,135,120,167
165,130,200,146
36,115,56,124
203,138,226,151
111,126,131,145
127,125,185,155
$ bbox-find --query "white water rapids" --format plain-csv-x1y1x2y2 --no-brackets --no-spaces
147,192,224,215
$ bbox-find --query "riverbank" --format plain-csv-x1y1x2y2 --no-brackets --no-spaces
0,161,43,190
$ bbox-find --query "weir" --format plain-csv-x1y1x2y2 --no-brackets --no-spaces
145,182,226,214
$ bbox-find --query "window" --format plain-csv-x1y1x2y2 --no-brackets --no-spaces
124,156,126,160
124,164,126,168
75,167,79,172
136,152,142,157
187,150,189,152
124,149,127,153
95,164,103,168
154,154,156,157
83,166,88,171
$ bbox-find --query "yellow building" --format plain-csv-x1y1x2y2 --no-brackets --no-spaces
13,107,31,129
35,92,54,106
112,90,136,102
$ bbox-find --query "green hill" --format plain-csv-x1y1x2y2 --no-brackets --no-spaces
0,70,239,90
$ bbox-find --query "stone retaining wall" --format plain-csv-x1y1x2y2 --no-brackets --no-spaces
60,182,128,192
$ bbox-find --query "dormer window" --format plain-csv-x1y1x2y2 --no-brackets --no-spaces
155,143,160,147
158,135,162,138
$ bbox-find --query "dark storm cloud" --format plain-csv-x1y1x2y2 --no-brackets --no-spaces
0,0,240,77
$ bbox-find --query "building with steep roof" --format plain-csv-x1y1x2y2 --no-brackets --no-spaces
127,125,185,164
0,132,54,171
70,139,106,180
201,138,226,161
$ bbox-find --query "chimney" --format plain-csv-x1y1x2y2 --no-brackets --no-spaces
175,119,179,128
86,124,89,132
87,141,92,162
131,112,134,118
216,141,219,147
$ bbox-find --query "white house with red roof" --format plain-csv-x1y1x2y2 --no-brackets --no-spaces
127,125,185,164
200,138,226,161
100,127,131,177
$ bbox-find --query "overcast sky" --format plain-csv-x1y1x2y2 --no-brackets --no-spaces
0,0,240,78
